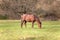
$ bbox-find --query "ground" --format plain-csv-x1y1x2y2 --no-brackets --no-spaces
0,20,60,40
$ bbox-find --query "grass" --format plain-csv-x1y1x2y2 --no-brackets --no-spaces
0,20,60,40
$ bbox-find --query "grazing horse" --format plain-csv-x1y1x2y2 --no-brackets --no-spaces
21,14,41,29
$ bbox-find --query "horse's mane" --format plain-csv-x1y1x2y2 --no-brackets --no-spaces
34,15,41,23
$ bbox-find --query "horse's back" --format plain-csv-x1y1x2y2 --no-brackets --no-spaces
21,14,35,22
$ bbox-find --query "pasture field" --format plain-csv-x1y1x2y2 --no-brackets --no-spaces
0,20,60,40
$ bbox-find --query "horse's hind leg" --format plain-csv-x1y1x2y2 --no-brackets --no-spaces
24,21,27,28
21,20,24,28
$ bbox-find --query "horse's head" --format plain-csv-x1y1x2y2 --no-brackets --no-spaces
35,16,42,28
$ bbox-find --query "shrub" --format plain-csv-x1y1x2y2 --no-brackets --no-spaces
0,14,8,19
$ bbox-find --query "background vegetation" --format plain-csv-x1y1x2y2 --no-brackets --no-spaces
0,0,60,20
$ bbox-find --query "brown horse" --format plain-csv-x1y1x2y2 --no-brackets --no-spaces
21,14,41,29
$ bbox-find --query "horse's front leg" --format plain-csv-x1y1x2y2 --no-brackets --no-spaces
40,22,42,28
32,21,34,28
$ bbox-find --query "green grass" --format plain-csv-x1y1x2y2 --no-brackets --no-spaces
0,20,60,40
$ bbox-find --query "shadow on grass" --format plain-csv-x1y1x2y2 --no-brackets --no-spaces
19,36,47,40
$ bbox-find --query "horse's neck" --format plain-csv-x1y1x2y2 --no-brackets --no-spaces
35,16,40,23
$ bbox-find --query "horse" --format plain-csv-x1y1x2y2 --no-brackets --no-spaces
20,14,41,29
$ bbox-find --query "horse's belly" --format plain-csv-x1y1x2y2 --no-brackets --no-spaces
25,20,33,22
